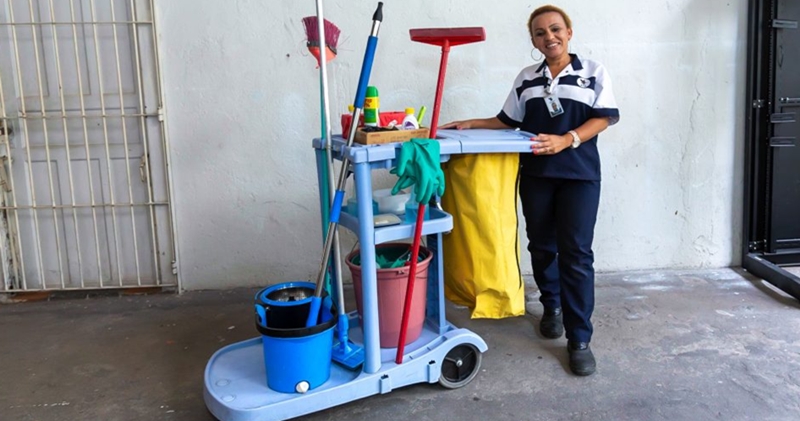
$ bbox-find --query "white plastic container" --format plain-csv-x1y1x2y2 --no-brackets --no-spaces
373,188,409,215
346,196,378,216
401,108,419,130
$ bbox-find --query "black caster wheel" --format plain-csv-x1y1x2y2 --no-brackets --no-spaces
438,344,482,389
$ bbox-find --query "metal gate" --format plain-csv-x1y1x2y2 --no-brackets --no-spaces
744,0,800,299
0,0,176,293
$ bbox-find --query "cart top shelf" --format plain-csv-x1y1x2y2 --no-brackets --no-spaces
312,129,536,165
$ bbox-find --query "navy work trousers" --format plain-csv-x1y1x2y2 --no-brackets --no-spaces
519,175,600,343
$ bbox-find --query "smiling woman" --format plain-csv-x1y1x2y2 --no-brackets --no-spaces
528,5,573,75
440,4,620,377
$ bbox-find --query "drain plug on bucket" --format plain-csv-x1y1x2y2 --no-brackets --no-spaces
296,381,310,394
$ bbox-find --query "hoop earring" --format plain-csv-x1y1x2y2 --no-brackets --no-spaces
530,48,543,62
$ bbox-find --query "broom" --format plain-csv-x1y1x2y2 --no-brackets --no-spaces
302,14,340,301
302,16,341,67
303,9,365,370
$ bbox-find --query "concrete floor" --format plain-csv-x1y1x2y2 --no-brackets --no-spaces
2,268,800,421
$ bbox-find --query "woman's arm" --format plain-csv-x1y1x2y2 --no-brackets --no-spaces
570,117,611,146
439,116,513,130
530,117,611,155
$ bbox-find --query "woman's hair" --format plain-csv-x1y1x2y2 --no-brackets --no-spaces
527,5,572,39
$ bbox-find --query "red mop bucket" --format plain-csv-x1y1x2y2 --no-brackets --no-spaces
346,243,431,348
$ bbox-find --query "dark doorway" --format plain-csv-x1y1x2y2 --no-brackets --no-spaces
744,0,800,299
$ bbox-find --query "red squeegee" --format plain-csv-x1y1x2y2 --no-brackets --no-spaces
408,27,486,138
409,27,486,48
395,27,486,365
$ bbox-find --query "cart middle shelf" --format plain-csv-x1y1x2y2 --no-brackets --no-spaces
338,207,453,244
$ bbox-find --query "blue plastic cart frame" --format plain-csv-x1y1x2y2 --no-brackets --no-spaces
204,129,536,421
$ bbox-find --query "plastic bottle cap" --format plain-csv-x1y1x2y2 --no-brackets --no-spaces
366,86,379,97
405,107,415,115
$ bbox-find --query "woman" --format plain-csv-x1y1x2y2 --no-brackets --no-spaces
441,4,619,376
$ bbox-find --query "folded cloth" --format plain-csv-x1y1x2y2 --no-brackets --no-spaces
390,138,445,204
351,247,422,268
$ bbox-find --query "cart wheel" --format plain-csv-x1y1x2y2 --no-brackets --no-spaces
438,344,482,389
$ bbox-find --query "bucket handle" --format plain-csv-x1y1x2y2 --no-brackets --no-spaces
255,304,267,327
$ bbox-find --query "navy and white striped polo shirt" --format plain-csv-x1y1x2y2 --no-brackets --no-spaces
497,54,620,181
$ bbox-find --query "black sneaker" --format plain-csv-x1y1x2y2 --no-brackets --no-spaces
567,341,596,376
539,307,564,339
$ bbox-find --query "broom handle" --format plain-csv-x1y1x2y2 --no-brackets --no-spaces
314,0,343,310
315,0,336,202
316,4,333,153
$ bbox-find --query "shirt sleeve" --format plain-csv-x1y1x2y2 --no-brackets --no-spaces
496,71,526,128
591,64,620,125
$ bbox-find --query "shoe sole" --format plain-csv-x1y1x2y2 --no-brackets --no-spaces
540,328,564,339
569,366,596,376
539,315,564,339
568,347,596,376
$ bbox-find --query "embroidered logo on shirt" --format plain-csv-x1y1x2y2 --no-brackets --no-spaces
577,77,591,88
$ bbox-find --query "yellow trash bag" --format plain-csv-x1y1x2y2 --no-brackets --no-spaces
441,153,525,319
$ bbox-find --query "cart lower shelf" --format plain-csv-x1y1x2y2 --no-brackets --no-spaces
204,322,488,421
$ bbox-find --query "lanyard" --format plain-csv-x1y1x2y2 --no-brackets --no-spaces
543,65,566,96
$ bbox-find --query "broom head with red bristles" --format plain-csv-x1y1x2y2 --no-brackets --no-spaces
302,16,341,66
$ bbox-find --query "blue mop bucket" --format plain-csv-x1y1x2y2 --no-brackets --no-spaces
254,281,336,394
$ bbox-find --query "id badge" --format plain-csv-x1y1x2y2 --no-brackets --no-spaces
545,95,564,118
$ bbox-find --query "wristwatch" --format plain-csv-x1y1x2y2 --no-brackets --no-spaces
568,130,581,149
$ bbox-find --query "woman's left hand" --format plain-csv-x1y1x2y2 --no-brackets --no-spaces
531,133,571,155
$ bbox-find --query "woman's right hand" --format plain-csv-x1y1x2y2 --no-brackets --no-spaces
439,119,475,130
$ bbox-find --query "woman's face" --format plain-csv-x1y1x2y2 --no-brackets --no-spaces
530,12,572,61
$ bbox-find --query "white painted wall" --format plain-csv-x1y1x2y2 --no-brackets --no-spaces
156,0,748,290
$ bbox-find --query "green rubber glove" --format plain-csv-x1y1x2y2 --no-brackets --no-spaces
391,140,416,180
390,138,445,204
414,139,445,203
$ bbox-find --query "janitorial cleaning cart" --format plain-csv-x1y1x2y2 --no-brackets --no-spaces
202,128,538,419
202,3,536,420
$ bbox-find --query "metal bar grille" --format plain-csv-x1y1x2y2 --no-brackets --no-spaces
0,20,153,25
0,0,175,293
2,113,159,119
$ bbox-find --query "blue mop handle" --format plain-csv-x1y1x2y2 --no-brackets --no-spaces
306,296,322,327
328,13,381,223
316,32,374,319
353,36,378,110
350,1,382,114
327,36,373,225
328,35,377,219
337,313,350,344
329,190,345,223
308,2,384,329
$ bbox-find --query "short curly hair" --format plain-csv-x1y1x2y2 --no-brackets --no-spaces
527,5,572,40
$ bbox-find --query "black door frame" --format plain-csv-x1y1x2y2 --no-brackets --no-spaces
743,0,800,299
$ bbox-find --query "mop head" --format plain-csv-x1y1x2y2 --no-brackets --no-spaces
332,314,365,369
302,16,341,66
